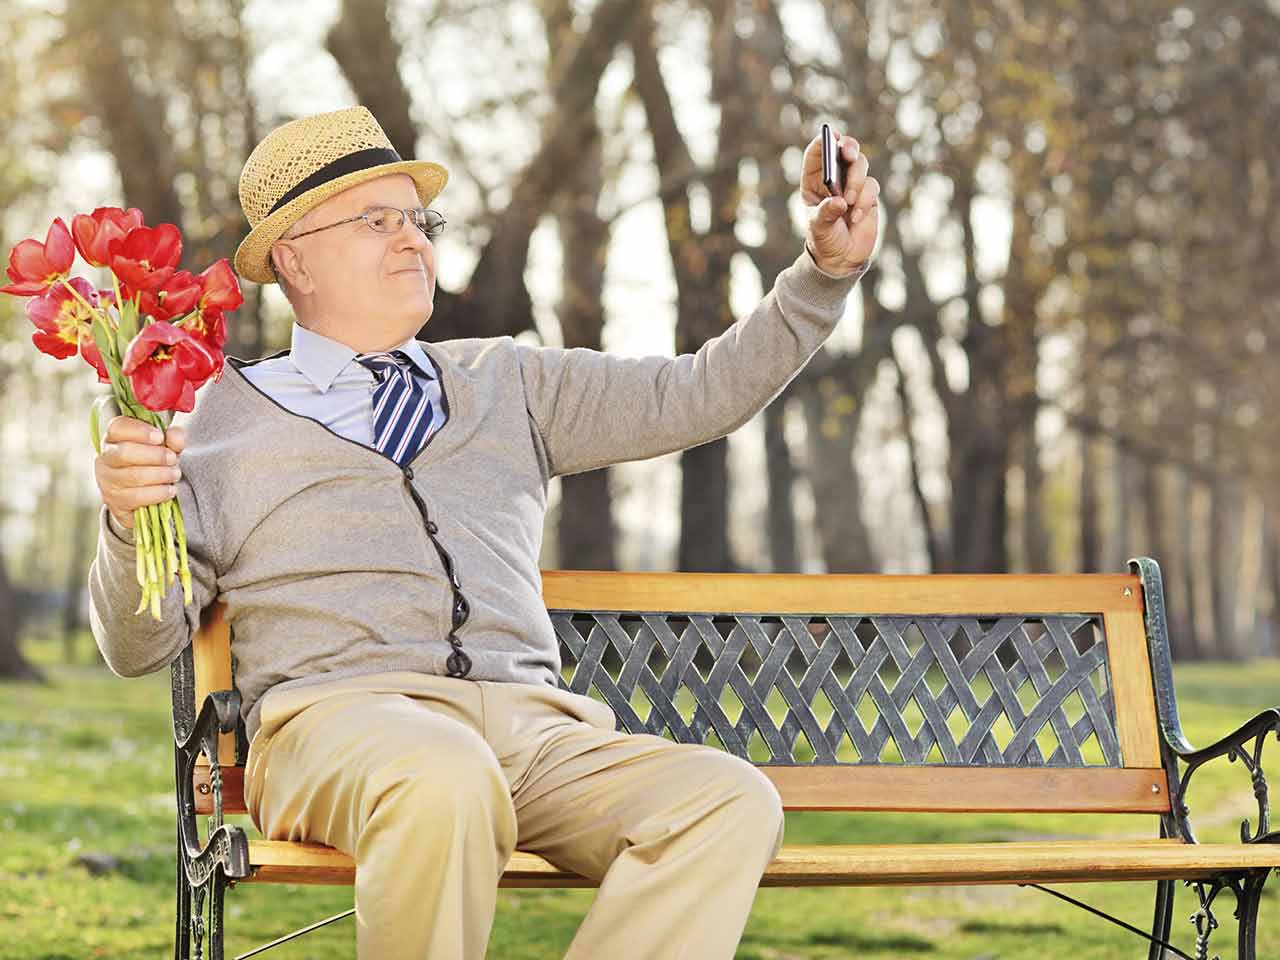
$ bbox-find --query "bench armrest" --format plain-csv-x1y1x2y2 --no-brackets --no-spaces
1130,559,1280,848
1169,707,1280,846
174,689,250,884
1173,709,1280,766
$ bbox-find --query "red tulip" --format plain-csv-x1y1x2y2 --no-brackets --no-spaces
1,218,76,296
188,310,228,383
71,207,145,268
122,321,215,412
197,259,242,315
138,270,201,322
109,223,182,291
25,277,109,381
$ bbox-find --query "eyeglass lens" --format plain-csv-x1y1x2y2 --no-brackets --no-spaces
367,206,445,239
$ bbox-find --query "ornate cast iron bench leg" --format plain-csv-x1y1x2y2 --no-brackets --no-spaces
175,690,250,960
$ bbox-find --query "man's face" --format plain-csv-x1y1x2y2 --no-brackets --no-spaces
274,173,437,350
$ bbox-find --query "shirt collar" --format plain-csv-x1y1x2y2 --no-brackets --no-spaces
289,323,436,393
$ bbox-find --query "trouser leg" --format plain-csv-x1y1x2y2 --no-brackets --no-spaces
487,682,786,960
246,687,517,960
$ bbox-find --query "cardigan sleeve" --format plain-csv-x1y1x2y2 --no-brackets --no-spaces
87,412,220,678
515,247,866,479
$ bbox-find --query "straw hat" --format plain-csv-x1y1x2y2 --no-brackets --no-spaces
233,106,449,284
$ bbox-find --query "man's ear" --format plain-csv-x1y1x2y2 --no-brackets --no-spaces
272,241,313,294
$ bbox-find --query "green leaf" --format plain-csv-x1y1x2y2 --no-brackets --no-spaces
90,318,123,388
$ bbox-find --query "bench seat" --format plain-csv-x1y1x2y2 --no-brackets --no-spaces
244,838,1280,888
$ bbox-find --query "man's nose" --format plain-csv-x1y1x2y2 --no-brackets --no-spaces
395,216,430,252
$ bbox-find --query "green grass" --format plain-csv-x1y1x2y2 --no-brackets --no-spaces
2,636,1278,959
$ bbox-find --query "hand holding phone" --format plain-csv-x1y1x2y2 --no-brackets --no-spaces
821,122,849,197
805,123,881,277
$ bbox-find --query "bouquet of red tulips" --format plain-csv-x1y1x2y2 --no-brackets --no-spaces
1,209,241,619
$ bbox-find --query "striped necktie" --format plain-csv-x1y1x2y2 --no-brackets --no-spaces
356,350,437,465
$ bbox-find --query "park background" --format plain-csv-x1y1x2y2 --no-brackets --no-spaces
1,0,1278,957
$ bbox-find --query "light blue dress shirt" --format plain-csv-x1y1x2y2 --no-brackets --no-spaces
238,322,448,449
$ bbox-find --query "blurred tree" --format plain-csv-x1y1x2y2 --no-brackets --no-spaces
0,2,51,681
541,0,617,570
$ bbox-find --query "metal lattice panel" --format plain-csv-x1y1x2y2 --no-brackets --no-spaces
553,612,1122,768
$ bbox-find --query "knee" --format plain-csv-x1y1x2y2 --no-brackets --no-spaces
707,754,785,855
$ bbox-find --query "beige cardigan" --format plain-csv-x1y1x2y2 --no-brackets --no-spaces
88,249,865,741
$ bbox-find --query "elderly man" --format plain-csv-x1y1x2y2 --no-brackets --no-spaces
90,106,880,959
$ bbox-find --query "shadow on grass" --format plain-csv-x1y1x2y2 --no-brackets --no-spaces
807,929,936,952
959,919,1066,935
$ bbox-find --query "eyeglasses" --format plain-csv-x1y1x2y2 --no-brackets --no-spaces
284,206,446,242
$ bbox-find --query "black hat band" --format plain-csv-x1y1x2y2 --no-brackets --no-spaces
267,147,403,216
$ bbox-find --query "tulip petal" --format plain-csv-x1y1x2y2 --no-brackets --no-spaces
44,218,75,274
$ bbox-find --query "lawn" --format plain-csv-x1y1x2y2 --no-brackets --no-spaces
2,635,1277,959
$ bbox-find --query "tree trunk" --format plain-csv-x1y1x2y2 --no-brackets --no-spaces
629,0,736,571
1140,457,1194,660
1112,440,1134,568
62,500,95,663
0,542,42,682
896,357,942,572
762,402,799,571
1208,472,1246,660
800,361,875,572
66,0,185,232
425,0,640,345
1079,429,1102,573
1177,468,1205,660
327,0,420,162
543,0,615,571
1021,423,1050,572
948,390,1009,572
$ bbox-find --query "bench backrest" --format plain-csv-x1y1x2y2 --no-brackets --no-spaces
177,566,1175,817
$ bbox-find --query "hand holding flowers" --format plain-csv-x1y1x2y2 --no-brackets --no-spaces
2,209,241,619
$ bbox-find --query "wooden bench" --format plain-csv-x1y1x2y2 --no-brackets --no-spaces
170,558,1279,960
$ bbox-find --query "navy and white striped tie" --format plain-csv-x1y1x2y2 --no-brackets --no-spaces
356,350,437,465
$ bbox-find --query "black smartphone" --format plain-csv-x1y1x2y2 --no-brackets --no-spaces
821,122,849,197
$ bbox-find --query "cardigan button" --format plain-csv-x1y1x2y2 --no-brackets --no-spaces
403,466,414,480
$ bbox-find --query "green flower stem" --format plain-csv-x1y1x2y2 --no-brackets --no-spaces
110,273,125,327
134,516,147,590
159,499,178,587
147,504,164,619
133,504,156,616
173,502,192,605
148,503,166,589
153,502,170,592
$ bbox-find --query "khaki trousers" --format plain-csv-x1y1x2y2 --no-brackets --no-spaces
244,671,785,959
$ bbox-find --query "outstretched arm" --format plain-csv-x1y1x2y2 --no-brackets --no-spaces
517,128,880,479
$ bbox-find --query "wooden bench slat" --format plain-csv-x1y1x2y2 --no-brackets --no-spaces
540,571,1145,617
243,839,1280,888
1103,609,1163,767
195,764,1171,817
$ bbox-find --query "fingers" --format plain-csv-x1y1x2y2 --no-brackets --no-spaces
850,176,881,225
105,414,165,446
843,152,870,205
818,195,849,223
95,414,183,525
801,130,864,204
165,426,186,455
102,440,178,468
108,484,181,515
